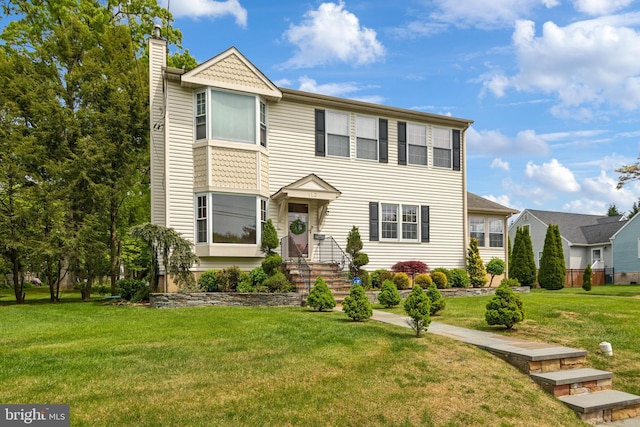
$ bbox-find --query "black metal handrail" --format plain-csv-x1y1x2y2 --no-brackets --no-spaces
315,236,355,277
280,235,311,293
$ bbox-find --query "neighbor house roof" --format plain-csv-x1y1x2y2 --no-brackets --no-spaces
467,192,519,215
526,209,626,245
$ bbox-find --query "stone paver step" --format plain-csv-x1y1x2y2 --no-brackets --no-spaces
559,390,640,414
531,368,613,386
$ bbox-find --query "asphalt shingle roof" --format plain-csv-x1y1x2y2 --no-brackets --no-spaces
527,209,626,245
467,192,518,214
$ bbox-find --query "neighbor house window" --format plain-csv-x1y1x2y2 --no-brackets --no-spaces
196,195,208,243
195,92,207,140
407,123,427,166
402,205,418,240
326,111,350,157
433,127,452,168
210,90,256,144
260,101,267,147
489,218,504,248
470,216,485,247
212,194,257,244
381,203,398,239
356,115,378,160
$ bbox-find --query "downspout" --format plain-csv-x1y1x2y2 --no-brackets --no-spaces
462,123,472,264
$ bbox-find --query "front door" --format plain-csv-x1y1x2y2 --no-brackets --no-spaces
288,203,309,257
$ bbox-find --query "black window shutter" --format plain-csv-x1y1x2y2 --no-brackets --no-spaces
315,109,326,157
452,129,461,171
397,121,406,165
421,205,430,243
369,202,379,241
379,119,388,163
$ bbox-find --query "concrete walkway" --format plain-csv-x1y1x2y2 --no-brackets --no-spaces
370,310,640,427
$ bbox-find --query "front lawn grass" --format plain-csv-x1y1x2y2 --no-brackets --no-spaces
0,288,584,427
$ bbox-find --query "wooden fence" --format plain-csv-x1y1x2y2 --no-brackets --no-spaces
564,269,608,288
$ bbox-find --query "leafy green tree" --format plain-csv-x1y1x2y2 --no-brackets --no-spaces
485,283,524,329
346,226,369,276
616,159,640,189
582,264,592,292
306,277,336,312
426,283,445,316
486,258,506,287
510,227,537,287
403,285,431,337
607,204,621,216
260,218,279,255
377,279,401,308
538,225,565,290
629,200,640,219
342,283,372,322
466,238,487,288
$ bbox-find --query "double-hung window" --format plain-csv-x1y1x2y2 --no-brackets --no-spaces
196,195,208,243
433,127,452,168
381,204,398,239
402,205,418,240
407,123,427,166
356,115,378,160
489,218,504,248
326,111,350,157
470,216,485,247
195,92,207,140
381,203,420,241
260,101,267,147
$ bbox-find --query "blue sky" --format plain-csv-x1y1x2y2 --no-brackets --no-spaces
160,0,640,216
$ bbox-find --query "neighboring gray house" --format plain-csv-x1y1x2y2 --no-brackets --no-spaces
509,209,626,285
610,213,640,284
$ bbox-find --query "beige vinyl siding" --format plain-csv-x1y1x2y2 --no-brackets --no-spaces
268,101,466,271
166,83,195,242
149,38,166,226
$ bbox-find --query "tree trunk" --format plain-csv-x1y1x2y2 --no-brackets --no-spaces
12,256,25,304
110,199,120,296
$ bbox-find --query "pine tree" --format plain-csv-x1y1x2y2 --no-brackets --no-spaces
377,279,401,308
485,283,525,329
467,238,488,287
426,283,445,316
307,277,336,311
342,284,372,321
260,218,278,255
403,285,431,337
582,264,592,291
510,227,536,287
538,224,564,290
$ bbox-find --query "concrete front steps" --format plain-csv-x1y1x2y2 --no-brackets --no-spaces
284,262,351,301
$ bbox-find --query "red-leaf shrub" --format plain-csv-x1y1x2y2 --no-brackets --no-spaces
391,260,429,277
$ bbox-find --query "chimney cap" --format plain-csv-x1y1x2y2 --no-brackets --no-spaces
153,24,162,39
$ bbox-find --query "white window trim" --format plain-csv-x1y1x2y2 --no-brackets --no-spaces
469,216,486,247
355,114,378,161
194,90,207,141
406,122,428,167
194,193,264,246
325,110,351,159
195,193,209,244
380,202,420,242
432,126,453,169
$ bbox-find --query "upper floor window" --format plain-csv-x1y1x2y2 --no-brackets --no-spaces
356,115,378,160
407,123,427,166
470,216,485,247
195,92,207,140
260,101,267,147
326,110,350,157
433,127,452,168
489,218,504,248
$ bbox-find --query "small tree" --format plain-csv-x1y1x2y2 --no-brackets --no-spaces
342,283,372,321
582,264,592,292
426,283,445,316
467,238,487,287
346,226,369,276
307,277,336,311
485,283,524,330
510,227,536,286
538,224,565,290
391,260,429,282
403,285,431,337
378,279,401,308
260,218,278,255
486,258,506,287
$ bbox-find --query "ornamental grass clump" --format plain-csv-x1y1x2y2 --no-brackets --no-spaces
306,277,336,312
343,284,372,322
403,285,431,337
377,279,401,308
485,283,524,330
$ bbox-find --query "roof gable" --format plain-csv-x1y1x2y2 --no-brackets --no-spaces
526,209,626,245
467,192,518,215
181,47,282,101
272,174,341,203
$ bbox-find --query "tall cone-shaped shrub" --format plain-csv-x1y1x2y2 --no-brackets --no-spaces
306,277,336,311
485,283,524,329
538,224,565,290
467,238,487,287
343,284,372,321
403,285,431,337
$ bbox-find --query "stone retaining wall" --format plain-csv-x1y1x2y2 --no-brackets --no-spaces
367,286,530,304
150,292,304,309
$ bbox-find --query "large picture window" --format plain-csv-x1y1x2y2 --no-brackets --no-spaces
407,123,427,166
326,111,350,157
433,127,452,168
356,115,378,160
469,216,485,247
489,218,504,248
212,194,257,244
211,90,256,143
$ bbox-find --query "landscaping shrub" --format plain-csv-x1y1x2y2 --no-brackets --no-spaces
116,279,147,301
342,284,372,321
249,266,268,288
449,268,470,288
262,253,283,277
378,279,401,308
486,257,506,287
403,285,431,337
198,270,219,292
131,286,151,303
91,284,111,295
264,271,294,293
358,269,371,290
306,277,336,311
391,260,429,281
582,265,592,292
426,283,445,316
538,224,565,290
347,226,369,276
499,278,520,287
432,267,452,283
215,266,243,292
260,218,278,255
392,272,411,290
467,238,487,288
414,273,432,289
371,269,393,289
236,278,256,293
431,271,448,289
485,283,524,330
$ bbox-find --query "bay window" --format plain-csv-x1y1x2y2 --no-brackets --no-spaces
195,193,267,245
470,216,485,247
489,218,504,248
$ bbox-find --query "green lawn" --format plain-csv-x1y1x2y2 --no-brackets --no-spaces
0,287,584,427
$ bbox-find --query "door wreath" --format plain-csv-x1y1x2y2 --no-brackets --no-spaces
290,218,307,235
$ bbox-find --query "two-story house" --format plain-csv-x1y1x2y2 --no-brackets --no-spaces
149,33,475,290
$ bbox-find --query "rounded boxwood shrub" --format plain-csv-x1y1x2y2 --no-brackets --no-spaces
198,270,219,292
262,253,283,277
431,271,448,289
499,278,520,287
414,273,433,289
307,277,336,311
432,267,451,283
343,284,372,321
392,272,411,290
485,283,524,329
378,279,401,308
116,279,147,301
264,271,294,292
426,283,445,316
450,268,470,288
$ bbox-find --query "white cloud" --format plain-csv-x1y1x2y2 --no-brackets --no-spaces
525,159,581,192
491,158,510,171
279,76,383,103
161,0,247,27
483,15,640,116
482,193,514,208
281,1,385,68
573,0,634,16
467,127,549,156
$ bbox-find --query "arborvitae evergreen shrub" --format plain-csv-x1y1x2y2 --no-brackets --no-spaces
510,227,537,286
449,268,470,288
260,218,279,255
392,272,411,290
467,238,488,288
426,283,445,316
485,283,524,329
198,270,219,292
342,284,372,321
378,279,401,308
307,277,336,311
431,271,448,289
403,285,431,337
414,273,433,289
538,224,565,290
582,264,592,292
261,253,283,276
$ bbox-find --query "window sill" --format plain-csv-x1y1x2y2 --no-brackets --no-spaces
195,244,262,258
